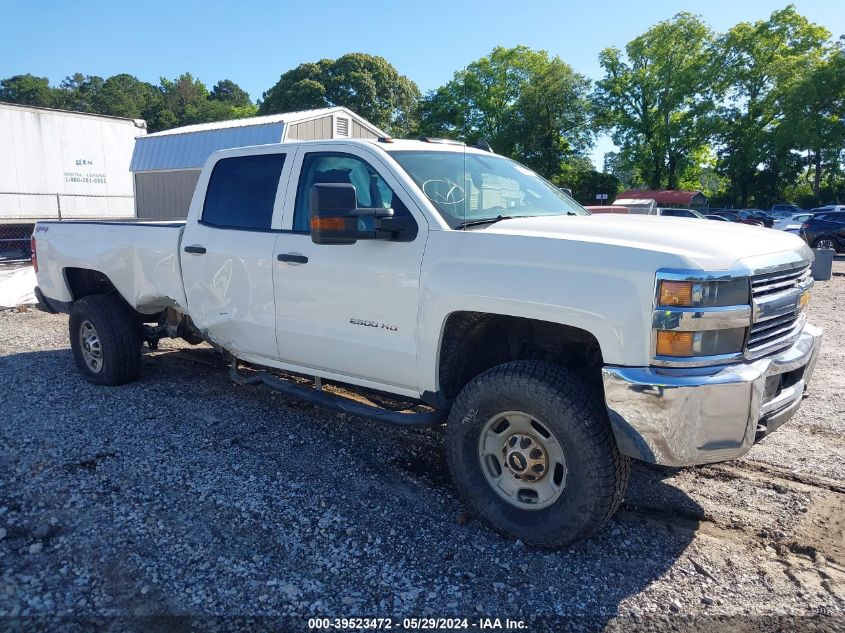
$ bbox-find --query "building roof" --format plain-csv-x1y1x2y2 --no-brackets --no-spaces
618,189,707,205
141,106,362,138
130,106,385,172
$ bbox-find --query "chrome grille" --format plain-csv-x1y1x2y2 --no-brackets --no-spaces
747,264,811,357
751,266,810,298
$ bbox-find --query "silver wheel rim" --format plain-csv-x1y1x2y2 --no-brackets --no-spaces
477,411,567,510
79,320,103,373
816,239,835,250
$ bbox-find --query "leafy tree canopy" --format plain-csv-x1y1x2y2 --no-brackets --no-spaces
594,13,718,190
713,5,831,205
416,46,593,178
209,79,252,107
259,53,420,136
0,74,55,107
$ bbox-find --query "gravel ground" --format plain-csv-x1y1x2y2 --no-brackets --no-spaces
0,261,843,632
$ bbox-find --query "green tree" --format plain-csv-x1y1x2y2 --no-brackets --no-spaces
55,73,104,112
602,152,637,190
594,13,718,189
260,53,420,135
180,98,258,126
209,79,252,107
260,62,329,112
714,6,830,206
417,46,593,178
160,73,209,124
92,73,159,119
554,157,622,204
777,43,845,202
0,74,55,107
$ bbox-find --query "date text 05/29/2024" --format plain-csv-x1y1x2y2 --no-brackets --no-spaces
308,617,527,630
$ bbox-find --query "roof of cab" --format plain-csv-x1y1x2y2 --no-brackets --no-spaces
205,137,499,162
370,138,495,155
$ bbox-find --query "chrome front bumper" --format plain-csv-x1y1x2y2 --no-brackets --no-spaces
602,323,823,466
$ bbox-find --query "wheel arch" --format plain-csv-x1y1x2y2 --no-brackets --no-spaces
63,267,157,323
433,310,605,404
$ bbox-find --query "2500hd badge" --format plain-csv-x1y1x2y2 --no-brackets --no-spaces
350,318,398,332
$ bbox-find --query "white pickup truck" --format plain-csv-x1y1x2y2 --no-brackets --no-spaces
32,138,822,547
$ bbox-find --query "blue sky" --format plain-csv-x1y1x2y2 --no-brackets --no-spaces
3,0,843,167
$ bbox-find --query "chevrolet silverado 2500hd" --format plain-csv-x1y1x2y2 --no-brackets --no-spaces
32,138,822,547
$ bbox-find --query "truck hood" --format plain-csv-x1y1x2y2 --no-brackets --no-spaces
482,214,809,270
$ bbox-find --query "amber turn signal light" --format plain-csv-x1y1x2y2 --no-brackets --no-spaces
659,281,694,307
656,331,695,357
311,217,347,231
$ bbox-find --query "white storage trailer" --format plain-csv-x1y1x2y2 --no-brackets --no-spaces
0,102,145,257
0,103,145,220
130,106,386,220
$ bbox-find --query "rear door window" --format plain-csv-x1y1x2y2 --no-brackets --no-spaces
202,154,286,230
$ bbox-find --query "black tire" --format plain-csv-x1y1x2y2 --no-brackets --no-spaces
180,332,205,345
69,294,142,385
446,361,630,547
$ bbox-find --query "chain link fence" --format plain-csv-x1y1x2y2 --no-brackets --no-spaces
0,193,134,262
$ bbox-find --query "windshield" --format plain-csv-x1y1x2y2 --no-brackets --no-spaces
390,150,589,228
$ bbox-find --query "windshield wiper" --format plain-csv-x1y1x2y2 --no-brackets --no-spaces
456,215,519,229
456,212,581,229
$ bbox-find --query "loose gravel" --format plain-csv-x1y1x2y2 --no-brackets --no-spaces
0,260,843,632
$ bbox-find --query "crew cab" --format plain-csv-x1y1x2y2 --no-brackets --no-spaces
32,138,822,547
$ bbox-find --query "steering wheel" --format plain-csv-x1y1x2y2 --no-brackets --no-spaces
422,178,465,206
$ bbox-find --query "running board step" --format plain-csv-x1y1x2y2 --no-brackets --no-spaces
229,362,446,429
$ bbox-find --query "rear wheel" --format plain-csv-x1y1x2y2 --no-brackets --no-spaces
446,361,630,547
69,295,142,385
812,237,836,250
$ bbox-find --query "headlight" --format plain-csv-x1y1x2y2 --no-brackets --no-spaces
652,272,752,366
655,328,747,357
657,278,749,308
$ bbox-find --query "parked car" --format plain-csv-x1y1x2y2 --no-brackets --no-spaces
740,209,776,227
810,205,845,214
800,211,845,251
705,214,731,221
594,206,706,219
708,211,765,226
31,137,822,547
654,208,706,219
773,213,813,232
770,204,804,217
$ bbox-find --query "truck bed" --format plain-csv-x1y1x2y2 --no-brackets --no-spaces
34,220,188,314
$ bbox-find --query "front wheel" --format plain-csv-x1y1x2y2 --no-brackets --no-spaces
69,295,142,385
446,361,630,547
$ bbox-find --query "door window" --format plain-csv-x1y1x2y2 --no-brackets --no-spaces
202,154,285,230
293,152,414,232
662,209,694,218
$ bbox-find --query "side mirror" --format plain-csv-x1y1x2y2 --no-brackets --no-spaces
309,183,403,244
310,183,358,245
